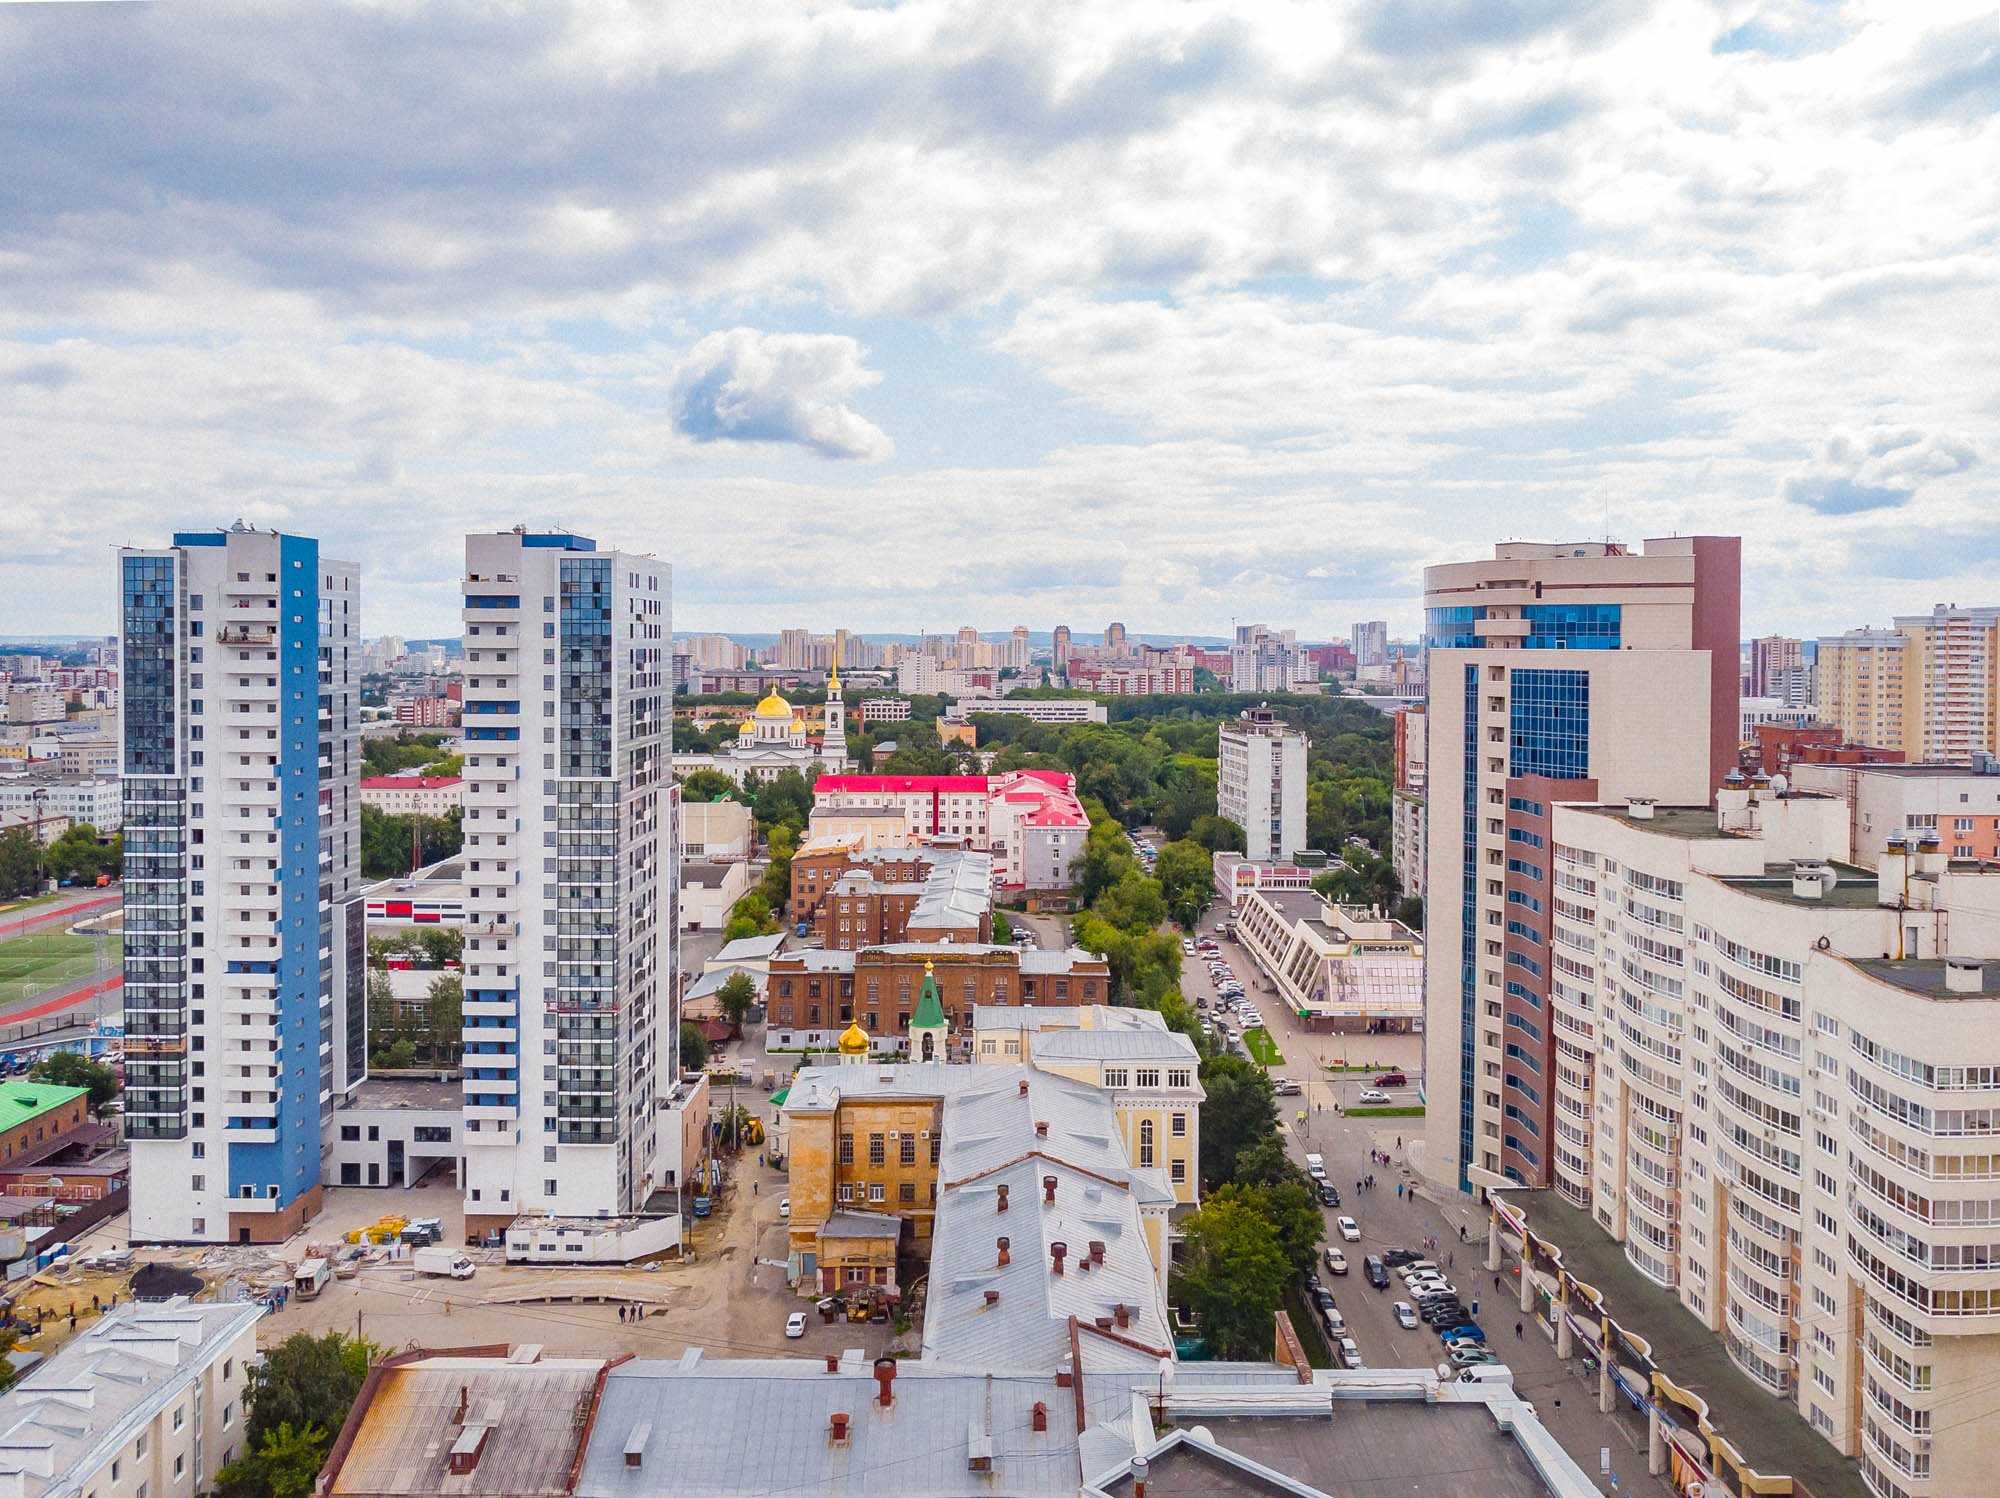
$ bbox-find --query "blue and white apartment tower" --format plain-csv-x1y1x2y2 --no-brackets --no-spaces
119,523,363,1244
458,529,676,1242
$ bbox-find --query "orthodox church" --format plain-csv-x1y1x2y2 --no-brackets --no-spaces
676,670,854,785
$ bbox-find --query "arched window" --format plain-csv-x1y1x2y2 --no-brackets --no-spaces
1138,1118,1155,1167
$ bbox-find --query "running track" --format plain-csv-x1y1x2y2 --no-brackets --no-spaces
0,972,122,1027
0,889,120,943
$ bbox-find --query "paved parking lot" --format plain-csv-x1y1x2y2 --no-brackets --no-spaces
1188,903,1664,1495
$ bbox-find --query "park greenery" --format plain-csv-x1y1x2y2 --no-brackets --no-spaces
358,803,462,879
214,1330,384,1498
365,926,463,1067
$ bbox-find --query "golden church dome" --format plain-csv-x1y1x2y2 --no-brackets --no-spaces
837,1019,870,1056
754,689,793,720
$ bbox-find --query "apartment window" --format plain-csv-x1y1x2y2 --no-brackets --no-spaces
1134,1068,1160,1089
869,1133,885,1166
545,1179,558,1195
1171,1159,1187,1183
1139,1118,1155,1167
868,1183,885,1203
1171,1113,1186,1137
839,1133,853,1165
223,1400,234,1427
900,1135,916,1165
838,1184,854,1203
899,1182,916,1204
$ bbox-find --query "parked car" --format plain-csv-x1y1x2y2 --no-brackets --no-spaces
1318,1183,1342,1209
1440,1323,1486,1345
1374,1071,1408,1087
1356,1089,1391,1105
785,1311,808,1339
1449,1345,1500,1367
1324,1307,1347,1336
1338,1337,1363,1367
1273,1078,1302,1096
1336,1216,1361,1242
1363,1255,1389,1288
1181,939,1196,954
778,1198,791,1219
1323,1246,1347,1275
1393,1300,1419,1329
1382,1248,1424,1268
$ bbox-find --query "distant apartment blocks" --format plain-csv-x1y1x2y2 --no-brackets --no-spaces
1820,604,2000,760
810,770,1087,895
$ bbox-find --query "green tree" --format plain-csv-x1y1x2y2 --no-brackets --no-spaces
423,973,463,1065
214,1421,331,1498
680,1021,711,1070
29,1051,119,1114
1154,839,1212,929
365,969,395,1051
43,825,119,884
723,890,777,943
1177,1195,1291,1358
715,971,758,1029
1093,868,1165,932
416,925,463,967
678,769,742,803
243,1332,383,1453
0,829,40,899
1189,815,1246,855
1198,1053,1278,1189
991,909,1013,946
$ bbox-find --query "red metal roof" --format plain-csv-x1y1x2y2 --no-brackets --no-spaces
814,774,989,793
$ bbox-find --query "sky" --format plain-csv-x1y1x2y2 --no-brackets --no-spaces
0,0,1994,642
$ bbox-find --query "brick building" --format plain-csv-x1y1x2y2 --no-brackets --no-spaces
766,943,1110,1052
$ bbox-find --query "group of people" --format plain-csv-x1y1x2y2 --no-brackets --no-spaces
616,1302,650,1323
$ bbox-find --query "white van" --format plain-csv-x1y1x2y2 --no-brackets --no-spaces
413,1246,477,1279
293,1257,331,1300
1305,1153,1326,1180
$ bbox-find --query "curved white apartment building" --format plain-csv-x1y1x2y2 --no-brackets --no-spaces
1551,781,2000,1498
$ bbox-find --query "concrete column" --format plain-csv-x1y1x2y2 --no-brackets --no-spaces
1554,1292,1573,1359
1486,1213,1502,1272
1519,1254,1535,1314
1647,1405,1667,1476
1598,1349,1616,1414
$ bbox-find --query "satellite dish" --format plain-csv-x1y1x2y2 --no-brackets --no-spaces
1770,774,1788,795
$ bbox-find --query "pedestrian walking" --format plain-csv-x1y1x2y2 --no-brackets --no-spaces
618,1304,626,1323
1448,1250,1454,1268
1493,1274,1501,1291
1515,1321,1523,1340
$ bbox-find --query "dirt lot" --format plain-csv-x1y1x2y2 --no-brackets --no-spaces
45,1155,896,1364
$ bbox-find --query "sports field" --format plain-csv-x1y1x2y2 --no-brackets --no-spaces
0,930,122,1010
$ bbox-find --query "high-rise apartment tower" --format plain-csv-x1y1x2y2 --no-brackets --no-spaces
1419,537,1739,1198
119,524,362,1244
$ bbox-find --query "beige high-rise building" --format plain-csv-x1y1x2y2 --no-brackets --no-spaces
1419,536,1740,1200
1546,782,2000,1498
1819,607,2000,761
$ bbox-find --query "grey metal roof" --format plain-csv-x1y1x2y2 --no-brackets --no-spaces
715,933,788,962
819,1210,903,1240
0,1297,264,1498
1030,1029,1200,1064
574,1358,1134,1498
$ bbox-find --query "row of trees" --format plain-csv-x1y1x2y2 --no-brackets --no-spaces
365,969,462,1068
0,824,121,898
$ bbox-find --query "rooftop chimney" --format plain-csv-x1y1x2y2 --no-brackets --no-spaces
1019,1077,1029,1096
1627,797,1655,821
825,1354,840,1373
1791,862,1833,900
873,1357,897,1408
1032,1401,1048,1433
622,1422,651,1469
985,1289,1000,1306
1035,1120,1049,1137
1133,1453,1149,1498
1095,1315,1113,1330
1043,1173,1057,1205
997,1235,1011,1266
996,1183,1009,1213
1114,1302,1130,1328
1946,958,1985,995
455,1384,469,1424
829,1412,851,1443
1089,1240,1105,1266
1051,1241,1067,1276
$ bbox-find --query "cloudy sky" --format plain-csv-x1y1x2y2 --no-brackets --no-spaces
1,1,1994,642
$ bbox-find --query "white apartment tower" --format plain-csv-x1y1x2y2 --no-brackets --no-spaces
1352,620,1389,669
119,524,362,1244
458,530,676,1240
1547,784,2000,1498
1217,705,1307,861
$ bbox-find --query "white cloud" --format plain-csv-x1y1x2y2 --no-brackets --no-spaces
0,0,1995,639
667,329,891,460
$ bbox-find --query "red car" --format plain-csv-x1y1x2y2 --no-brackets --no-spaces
1373,1072,1408,1088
